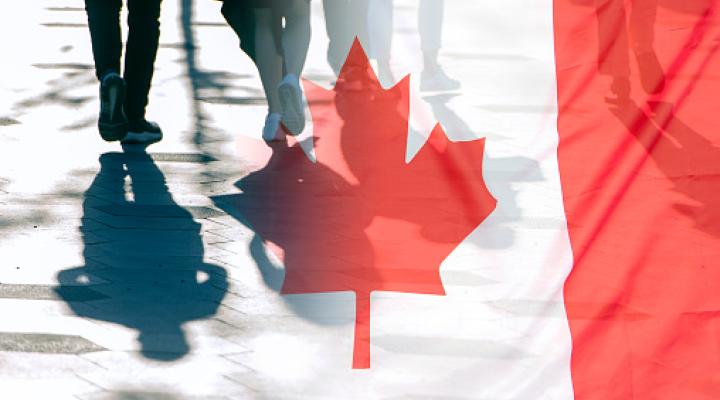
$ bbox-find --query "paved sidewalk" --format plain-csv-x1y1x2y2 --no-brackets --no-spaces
0,1,572,399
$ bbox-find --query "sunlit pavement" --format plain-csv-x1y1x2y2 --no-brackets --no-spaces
0,1,575,399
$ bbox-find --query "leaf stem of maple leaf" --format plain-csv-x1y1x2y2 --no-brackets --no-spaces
352,291,371,369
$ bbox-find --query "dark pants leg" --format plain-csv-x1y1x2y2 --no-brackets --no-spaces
221,0,257,61
85,0,161,120
124,0,162,120
85,0,123,79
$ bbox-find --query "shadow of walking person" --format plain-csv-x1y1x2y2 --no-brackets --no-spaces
610,100,720,238
421,92,545,249
367,0,460,91
212,42,496,368
214,139,377,313
575,0,665,102
56,148,228,361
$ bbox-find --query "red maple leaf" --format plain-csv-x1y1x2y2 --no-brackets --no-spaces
216,40,496,368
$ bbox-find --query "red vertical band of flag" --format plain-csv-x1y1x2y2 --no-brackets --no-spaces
554,1,720,398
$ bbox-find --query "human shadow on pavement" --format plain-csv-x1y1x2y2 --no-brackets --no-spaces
610,100,720,238
595,0,720,238
214,140,370,322
56,148,228,361
212,43,497,368
571,0,665,102
422,92,544,250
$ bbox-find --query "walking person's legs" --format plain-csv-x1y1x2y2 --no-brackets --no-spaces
629,0,656,54
252,8,284,117
85,0,127,141
630,0,664,94
323,0,350,75
418,0,442,70
367,0,394,87
278,0,311,135
221,0,309,142
418,0,459,91
352,0,370,54
221,1,285,142
220,0,256,61
323,0,371,91
323,0,369,74
122,0,164,144
281,0,311,79
251,7,290,141
595,0,631,101
85,0,123,79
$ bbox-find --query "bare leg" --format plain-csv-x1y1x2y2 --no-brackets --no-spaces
323,0,369,74
368,0,394,85
276,1,310,135
282,0,311,78
419,0,443,72
417,0,458,90
253,8,283,114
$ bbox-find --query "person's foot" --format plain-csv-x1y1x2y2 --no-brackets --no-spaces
636,51,665,95
606,76,631,104
121,119,163,145
278,74,305,136
262,112,285,143
421,67,461,92
98,72,128,142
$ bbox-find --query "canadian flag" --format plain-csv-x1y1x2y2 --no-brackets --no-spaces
224,1,720,399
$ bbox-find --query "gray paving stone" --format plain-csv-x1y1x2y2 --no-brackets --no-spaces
84,215,204,231
93,205,225,219
78,392,233,400
99,151,219,164
2,192,85,205
0,332,105,354
150,153,218,164
75,353,256,397
0,352,107,396
372,335,529,359
0,284,108,301
91,193,219,208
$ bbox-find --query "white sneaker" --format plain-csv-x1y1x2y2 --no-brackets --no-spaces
278,74,305,136
262,112,284,143
421,68,461,92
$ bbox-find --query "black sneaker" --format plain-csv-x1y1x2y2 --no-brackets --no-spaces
98,72,128,141
122,119,163,145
